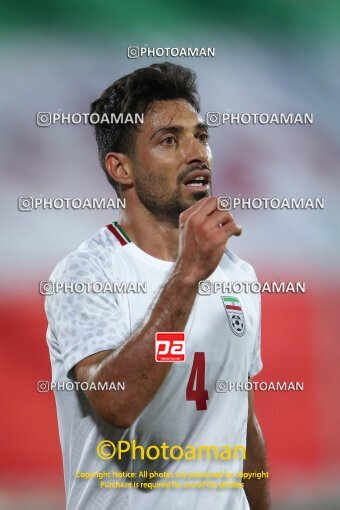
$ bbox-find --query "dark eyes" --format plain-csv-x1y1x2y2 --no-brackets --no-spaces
161,132,209,145
198,132,209,142
162,136,176,145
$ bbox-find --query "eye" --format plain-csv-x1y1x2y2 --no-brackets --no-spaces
161,136,177,145
197,132,209,143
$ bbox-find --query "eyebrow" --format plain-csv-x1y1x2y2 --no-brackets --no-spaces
150,122,209,140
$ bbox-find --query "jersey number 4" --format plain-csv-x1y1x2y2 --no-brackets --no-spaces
186,352,209,411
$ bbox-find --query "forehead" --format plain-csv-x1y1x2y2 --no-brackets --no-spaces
141,99,203,133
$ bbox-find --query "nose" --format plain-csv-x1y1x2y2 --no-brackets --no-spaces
184,135,209,165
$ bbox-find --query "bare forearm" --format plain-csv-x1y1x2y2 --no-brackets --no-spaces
244,417,271,510
91,269,197,426
76,198,241,427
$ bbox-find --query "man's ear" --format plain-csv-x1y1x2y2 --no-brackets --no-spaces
105,152,133,186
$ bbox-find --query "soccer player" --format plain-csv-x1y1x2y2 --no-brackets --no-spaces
45,62,270,510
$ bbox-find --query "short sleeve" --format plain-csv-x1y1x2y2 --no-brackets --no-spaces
45,245,129,377
248,292,263,378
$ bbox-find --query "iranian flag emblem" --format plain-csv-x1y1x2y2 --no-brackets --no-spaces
221,296,246,337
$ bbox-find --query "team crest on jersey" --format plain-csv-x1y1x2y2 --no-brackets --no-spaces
221,296,246,337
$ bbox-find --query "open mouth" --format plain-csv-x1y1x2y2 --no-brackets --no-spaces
182,170,211,190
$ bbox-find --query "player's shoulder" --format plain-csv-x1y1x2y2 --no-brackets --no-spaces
221,248,257,280
49,224,122,282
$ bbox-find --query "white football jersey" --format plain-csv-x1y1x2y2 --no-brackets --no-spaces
45,221,262,510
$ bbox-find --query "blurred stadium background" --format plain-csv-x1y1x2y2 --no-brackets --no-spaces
1,1,339,508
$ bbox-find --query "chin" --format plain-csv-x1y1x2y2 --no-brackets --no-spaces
179,191,210,211
191,190,211,201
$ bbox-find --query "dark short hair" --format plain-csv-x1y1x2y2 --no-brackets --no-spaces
90,62,200,196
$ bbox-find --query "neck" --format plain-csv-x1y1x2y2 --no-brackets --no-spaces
118,199,180,263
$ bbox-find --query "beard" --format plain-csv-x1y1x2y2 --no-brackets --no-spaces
133,163,211,228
